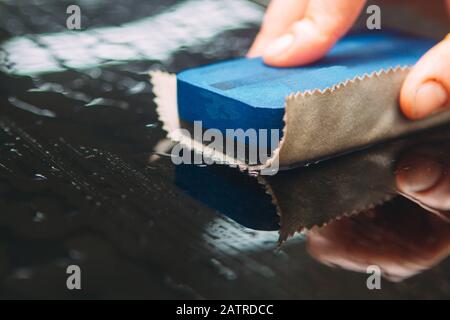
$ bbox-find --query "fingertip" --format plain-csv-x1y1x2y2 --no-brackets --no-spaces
400,84,421,120
246,48,261,58
401,80,449,120
396,154,444,194
263,20,334,67
247,0,309,60
262,33,295,67
247,33,267,58
400,36,450,120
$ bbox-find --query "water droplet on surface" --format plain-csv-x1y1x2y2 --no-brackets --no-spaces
127,82,147,95
33,211,46,222
9,148,22,156
32,173,47,181
145,123,158,128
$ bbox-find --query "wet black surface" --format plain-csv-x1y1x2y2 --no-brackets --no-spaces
0,0,449,299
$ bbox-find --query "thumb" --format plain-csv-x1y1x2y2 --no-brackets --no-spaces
400,34,450,120
263,0,366,67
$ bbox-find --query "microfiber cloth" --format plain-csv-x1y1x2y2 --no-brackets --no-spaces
177,32,433,132
173,125,450,241
151,31,450,175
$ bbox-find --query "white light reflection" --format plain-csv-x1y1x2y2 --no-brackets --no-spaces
0,0,263,75
203,217,305,255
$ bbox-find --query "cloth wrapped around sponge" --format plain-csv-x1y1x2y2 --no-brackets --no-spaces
151,31,450,174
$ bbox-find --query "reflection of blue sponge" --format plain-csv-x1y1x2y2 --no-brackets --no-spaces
177,31,435,133
175,164,279,231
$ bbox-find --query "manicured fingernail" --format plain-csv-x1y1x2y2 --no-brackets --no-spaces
413,81,448,119
264,33,294,58
397,155,444,193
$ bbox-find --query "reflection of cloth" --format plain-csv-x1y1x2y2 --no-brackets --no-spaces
263,127,450,241
153,61,450,240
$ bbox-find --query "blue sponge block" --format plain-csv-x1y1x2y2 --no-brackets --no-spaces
177,31,435,134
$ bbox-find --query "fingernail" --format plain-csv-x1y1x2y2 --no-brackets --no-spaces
264,33,294,58
413,81,448,119
397,155,444,193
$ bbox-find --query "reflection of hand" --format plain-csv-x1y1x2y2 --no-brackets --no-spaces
248,0,450,120
307,202,450,282
396,144,450,214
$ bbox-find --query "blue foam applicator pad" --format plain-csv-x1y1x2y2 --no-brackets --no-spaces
177,31,435,134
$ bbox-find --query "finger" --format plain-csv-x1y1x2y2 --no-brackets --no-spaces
396,150,450,211
263,0,366,67
307,204,450,282
248,0,309,57
400,35,450,120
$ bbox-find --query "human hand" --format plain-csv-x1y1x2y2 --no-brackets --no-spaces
396,143,450,215
307,202,450,282
248,0,450,120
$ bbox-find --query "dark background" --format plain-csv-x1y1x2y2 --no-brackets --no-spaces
0,0,449,299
